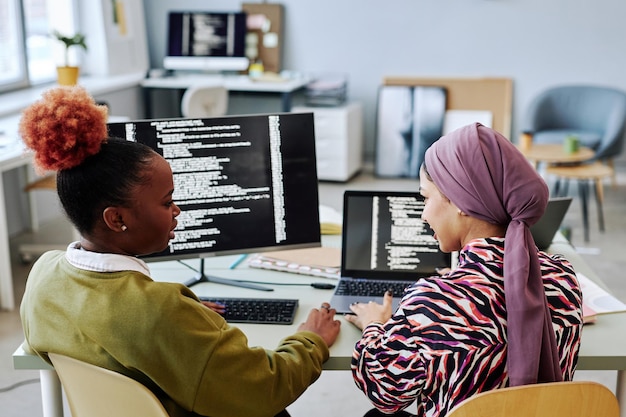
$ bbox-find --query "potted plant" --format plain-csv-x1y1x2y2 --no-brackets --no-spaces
52,30,87,86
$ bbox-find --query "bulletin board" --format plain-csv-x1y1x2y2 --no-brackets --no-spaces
242,3,284,74
383,77,513,138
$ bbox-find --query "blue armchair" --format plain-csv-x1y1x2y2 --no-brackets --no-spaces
524,85,626,242
523,85,626,164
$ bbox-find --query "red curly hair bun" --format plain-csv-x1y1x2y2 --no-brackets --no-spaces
18,86,108,172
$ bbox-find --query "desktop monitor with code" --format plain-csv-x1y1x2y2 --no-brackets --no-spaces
164,11,249,72
107,113,321,289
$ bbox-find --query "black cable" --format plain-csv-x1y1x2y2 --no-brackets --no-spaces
227,280,335,289
0,378,40,393
231,280,310,286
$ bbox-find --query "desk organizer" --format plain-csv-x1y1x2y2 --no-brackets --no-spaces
305,73,347,107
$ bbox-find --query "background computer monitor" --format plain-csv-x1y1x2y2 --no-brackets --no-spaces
107,113,321,286
163,11,249,72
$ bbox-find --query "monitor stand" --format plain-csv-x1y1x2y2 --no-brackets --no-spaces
183,258,273,291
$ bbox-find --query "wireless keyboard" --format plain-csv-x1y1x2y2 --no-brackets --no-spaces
199,297,299,325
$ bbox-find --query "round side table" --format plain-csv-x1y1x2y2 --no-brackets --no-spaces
545,162,613,242
518,143,595,169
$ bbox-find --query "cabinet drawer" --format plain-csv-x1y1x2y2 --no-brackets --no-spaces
292,106,349,139
312,113,348,139
315,135,347,158
292,103,363,182
316,157,360,182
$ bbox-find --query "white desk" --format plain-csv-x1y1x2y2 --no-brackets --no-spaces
13,235,626,417
0,114,131,311
140,74,309,116
0,114,32,310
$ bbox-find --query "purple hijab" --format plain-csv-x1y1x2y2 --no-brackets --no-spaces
424,123,562,386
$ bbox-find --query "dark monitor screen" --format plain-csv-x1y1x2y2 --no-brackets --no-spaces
107,113,321,263
164,11,249,71
341,190,451,280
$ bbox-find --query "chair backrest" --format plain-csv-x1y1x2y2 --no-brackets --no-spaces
180,84,229,118
524,85,626,160
447,381,618,417
49,353,170,417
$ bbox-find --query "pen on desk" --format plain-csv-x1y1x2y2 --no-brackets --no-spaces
229,254,248,269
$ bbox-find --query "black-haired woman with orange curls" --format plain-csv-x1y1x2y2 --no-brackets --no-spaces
19,86,340,417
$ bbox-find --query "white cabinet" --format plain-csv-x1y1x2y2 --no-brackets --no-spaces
292,102,363,181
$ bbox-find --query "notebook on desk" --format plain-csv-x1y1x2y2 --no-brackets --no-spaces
530,196,573,250
330,190,452,314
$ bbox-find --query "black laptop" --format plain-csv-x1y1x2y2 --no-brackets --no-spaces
530,197,573,250
329,190,452,314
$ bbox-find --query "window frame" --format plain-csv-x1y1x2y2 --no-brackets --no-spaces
1,0,79,93
0,0,29,92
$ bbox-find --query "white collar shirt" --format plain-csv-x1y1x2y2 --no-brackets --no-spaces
64,241,151,276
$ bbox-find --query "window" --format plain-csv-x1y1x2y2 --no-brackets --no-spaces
0,0,27,90
0,0,77,92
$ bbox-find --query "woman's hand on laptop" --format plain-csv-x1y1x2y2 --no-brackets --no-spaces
345,291,393,330
435,267,451,275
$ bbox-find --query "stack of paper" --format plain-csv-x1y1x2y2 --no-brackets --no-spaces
319,205,342,235
578,272,626,324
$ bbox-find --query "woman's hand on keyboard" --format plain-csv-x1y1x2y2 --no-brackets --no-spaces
201,300,226,315
298,302,341,347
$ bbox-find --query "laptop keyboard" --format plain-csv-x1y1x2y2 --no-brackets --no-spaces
334,279,411,297
199,297,298,325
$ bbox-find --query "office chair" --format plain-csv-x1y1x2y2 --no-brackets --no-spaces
447,381,618,417
49,353,170,417
180,84,229,118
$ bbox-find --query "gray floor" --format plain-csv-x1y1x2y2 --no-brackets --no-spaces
1,162,625,417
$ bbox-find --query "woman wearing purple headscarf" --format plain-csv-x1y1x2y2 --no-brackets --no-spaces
346,123,583,417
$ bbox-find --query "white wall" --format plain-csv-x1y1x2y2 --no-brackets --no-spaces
80,0,149,76
144,0,626,161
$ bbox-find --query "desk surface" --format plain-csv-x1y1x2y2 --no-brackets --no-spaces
0,141,30,172
0,115,31,310
0,113,30,172
13,234,626,372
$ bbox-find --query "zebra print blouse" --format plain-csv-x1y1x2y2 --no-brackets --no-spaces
351,237,583,417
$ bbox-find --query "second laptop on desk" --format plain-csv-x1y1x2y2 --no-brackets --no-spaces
330,192,575,314
330,190,452,314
